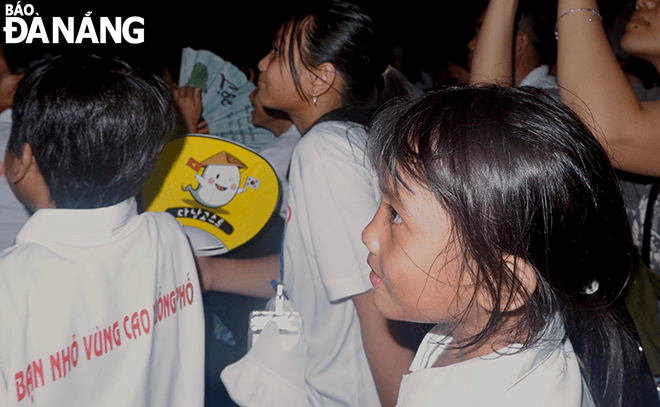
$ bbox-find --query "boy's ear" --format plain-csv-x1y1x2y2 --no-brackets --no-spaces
309,62,338,100
5,142,34,184
5,142,55,211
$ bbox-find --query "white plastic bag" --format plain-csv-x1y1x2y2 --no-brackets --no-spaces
221,285,308,407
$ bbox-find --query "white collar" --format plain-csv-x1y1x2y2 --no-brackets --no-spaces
409,313,567,380
0,108,12,123
16,198,139,247
519,65,558,90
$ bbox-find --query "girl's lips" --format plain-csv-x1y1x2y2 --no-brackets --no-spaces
370,270,384,285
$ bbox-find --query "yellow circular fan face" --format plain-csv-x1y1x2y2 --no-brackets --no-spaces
143,135,280,256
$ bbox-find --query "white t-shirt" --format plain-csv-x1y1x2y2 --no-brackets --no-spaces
0,109,31,253
0,198,205,407
397,318,595,407
518,65,559,91
258,124,302,220
282,120,381,406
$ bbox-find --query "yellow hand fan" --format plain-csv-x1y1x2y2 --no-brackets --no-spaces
143,135,280,256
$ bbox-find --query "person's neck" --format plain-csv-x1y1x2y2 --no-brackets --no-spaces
431,308,528,368
290,99,343,134
268,120,295,137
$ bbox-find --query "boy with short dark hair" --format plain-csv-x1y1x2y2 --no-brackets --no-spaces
0,53,204,406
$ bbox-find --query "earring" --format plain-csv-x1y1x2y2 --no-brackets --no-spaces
312,95,317,106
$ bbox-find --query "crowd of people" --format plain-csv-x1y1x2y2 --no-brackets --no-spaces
2,0,660,406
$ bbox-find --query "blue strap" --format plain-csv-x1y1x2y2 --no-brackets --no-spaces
269,227,288,299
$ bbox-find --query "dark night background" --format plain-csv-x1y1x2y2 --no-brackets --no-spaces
0,0,646,84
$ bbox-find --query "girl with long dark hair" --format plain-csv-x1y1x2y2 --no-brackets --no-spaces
363,86,642,407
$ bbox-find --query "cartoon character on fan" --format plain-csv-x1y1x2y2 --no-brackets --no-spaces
183,151,247,208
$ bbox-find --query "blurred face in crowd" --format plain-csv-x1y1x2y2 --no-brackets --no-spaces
621,0,660,64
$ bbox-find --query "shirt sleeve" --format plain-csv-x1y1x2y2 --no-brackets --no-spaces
297,148,379,302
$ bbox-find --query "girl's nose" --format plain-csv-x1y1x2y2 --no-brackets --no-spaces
362,211,381,255
257,54,269,73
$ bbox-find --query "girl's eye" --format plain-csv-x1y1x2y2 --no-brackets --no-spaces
385,203,402,224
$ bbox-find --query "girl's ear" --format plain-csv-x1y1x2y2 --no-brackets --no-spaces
309,62,339,100
501,254,537,312
476,254,537,313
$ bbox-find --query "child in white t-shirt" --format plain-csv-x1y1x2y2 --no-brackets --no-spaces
0,53,204,407
362,86,647,407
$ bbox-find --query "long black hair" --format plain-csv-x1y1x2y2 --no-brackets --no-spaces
367,85,640,407
273,0,412,117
